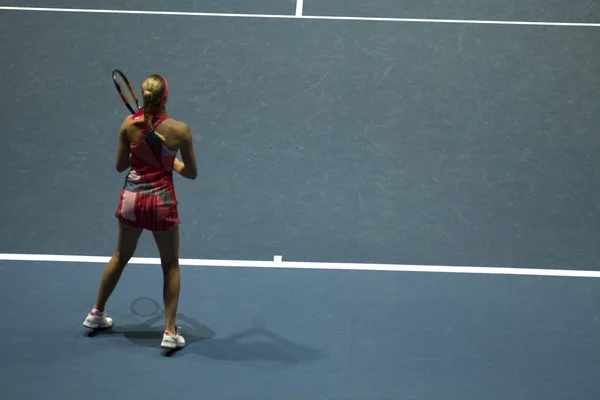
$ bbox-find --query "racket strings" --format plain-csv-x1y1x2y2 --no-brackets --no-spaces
115,77,138,112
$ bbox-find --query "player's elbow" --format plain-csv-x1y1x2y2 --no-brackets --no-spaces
183,165,198,180
116,163,128,173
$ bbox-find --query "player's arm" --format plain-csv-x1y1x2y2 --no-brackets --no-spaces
115,120,131,173
173,123,198,180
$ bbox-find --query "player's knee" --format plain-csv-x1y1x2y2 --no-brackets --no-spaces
113,249,134,267
161,261,179,273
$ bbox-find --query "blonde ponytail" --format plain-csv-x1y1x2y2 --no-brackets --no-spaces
140,74,167,130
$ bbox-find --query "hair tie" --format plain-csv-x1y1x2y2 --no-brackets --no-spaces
155,75,168,104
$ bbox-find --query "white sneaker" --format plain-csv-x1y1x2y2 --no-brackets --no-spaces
83,308,114,329
161,327,185,349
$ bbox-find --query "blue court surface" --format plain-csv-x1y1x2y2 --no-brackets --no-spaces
2,2,600,399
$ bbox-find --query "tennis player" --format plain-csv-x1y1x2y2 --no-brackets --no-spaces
83,74,198,350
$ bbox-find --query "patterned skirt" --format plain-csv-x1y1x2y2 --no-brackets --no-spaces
115,172,179,232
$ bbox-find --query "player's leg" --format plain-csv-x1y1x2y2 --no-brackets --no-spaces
152,225,185,349
83,221,143,329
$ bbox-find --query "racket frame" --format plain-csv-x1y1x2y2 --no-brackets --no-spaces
112,69,140,114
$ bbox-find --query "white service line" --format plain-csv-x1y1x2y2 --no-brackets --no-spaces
1,6,599,27
296,0,303,17
0,252,599,278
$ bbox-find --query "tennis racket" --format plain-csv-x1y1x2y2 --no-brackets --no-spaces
112,69,140,114
112,69,169,171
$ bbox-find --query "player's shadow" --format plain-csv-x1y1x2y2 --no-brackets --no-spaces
85,297,215,355
87,297,323,364
185,318,324,365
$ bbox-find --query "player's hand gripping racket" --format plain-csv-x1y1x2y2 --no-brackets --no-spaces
112,69,140,114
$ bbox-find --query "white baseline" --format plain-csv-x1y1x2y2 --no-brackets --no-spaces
0,252,599,278
0,6,599,27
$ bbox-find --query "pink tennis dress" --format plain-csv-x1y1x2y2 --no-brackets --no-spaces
115,109,180,231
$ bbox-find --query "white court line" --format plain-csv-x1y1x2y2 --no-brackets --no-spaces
1,252,599,278
296,0,303,17
1,6,599,27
